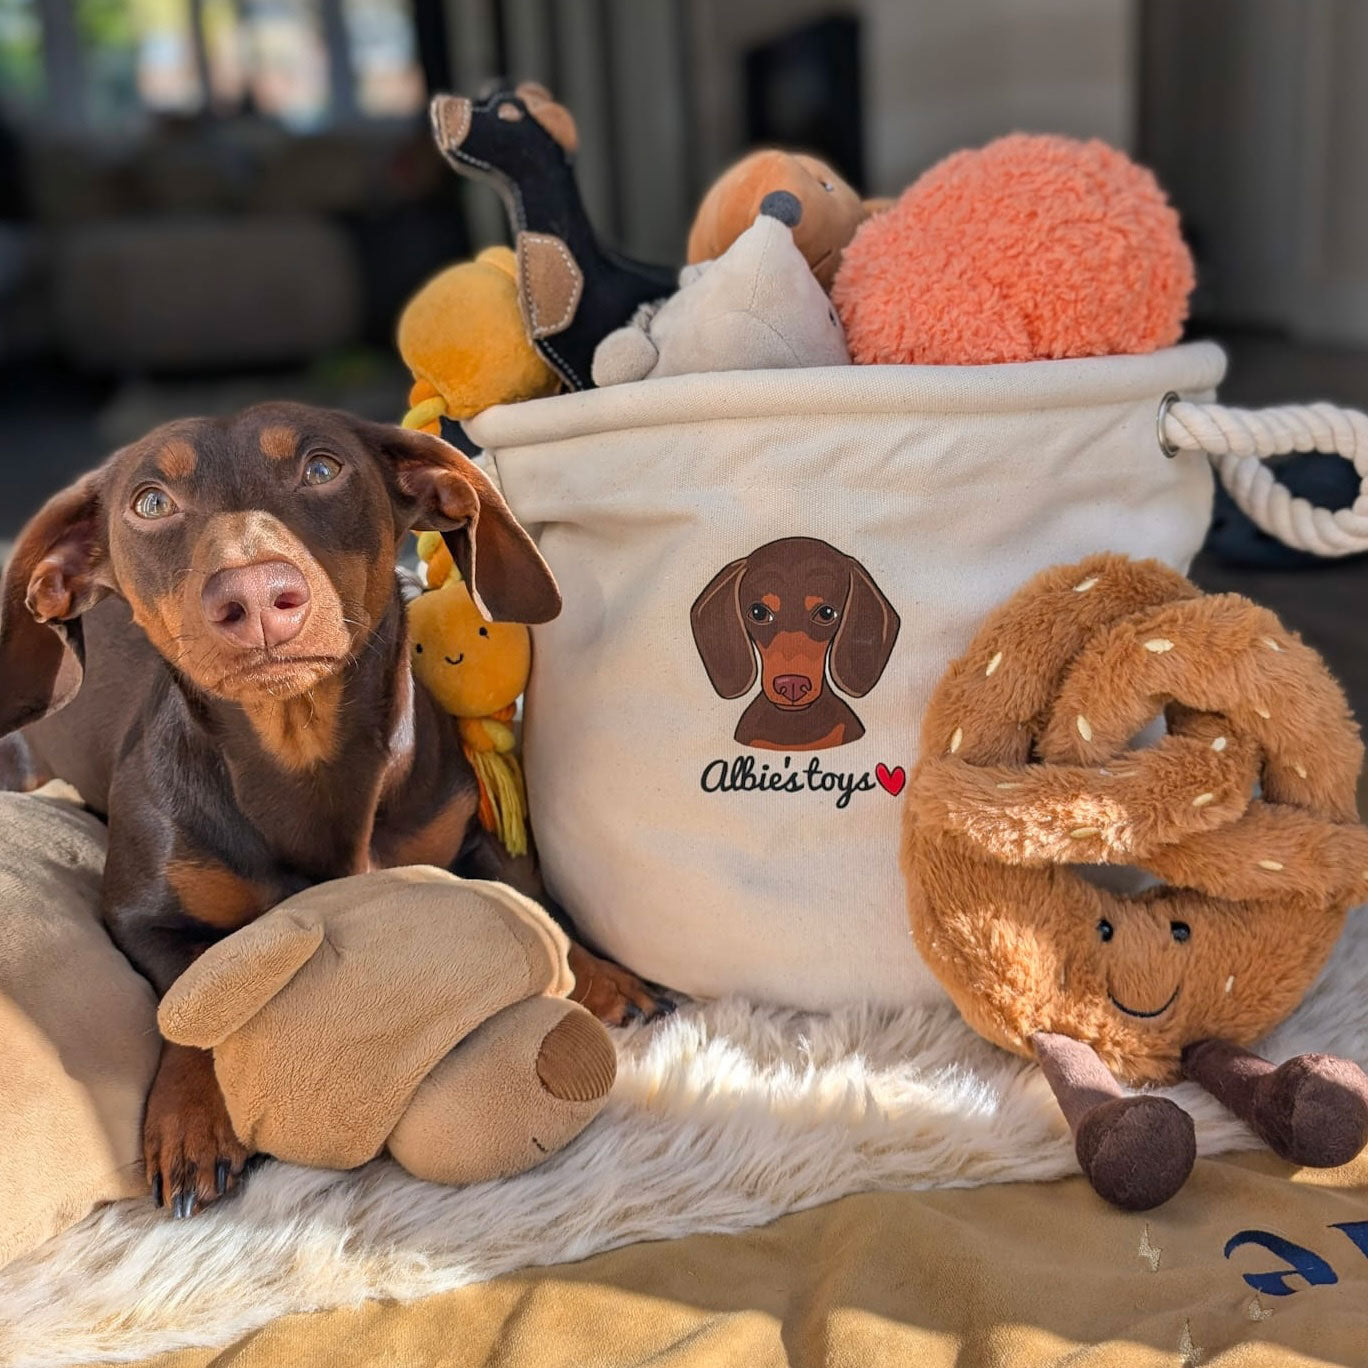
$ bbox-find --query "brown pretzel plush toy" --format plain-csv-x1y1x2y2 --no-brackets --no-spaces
903,554,1368,1210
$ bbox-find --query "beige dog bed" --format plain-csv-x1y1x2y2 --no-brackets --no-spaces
0,785,159,1269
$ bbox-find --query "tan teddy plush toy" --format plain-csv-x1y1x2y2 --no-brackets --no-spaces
904,554,1368,1211
158,867,616,1185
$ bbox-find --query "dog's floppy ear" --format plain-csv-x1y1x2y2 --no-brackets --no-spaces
361,420,560,624
0,471,113,736
515,82,579,156
829,557,900,697
690,557,756,698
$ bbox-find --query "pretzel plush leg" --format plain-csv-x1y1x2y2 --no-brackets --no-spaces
1033,1032,1195,1210
1182,1039,1368,1169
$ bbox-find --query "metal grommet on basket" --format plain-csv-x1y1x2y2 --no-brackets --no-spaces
1156,391,1182,459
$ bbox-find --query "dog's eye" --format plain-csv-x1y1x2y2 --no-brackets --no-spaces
812,604,838,624
414,642,423,654
132,486,177,520
1170,921,1191,943
748,603,773,624
1097,919,1114,943
302,455,341,486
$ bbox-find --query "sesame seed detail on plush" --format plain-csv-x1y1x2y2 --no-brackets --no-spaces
832,134,1195,366
902,553,1368,1209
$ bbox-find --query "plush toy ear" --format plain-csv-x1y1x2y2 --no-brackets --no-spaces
0,470,113,737
515,82,579,156
359,420,561,624
830,557,901,697
690,557,756,698
157,911,325,1049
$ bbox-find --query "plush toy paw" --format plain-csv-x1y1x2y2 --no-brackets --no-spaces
590,314,663,387
389,995,615,1185
1074,1094,1195,1212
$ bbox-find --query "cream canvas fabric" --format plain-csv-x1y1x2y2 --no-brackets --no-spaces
466,343,1227,1010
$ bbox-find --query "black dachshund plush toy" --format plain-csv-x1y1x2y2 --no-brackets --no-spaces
430,82,675,391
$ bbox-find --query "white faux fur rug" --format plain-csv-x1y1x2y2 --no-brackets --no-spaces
4,911,1368,1367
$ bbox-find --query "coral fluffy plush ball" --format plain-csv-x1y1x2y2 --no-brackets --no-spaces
832,134,1195,366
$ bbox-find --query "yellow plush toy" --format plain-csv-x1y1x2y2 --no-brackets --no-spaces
409,532,533,856
398,246,560,434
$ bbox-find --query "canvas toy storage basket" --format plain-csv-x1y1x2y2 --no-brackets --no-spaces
466,341,1368,1011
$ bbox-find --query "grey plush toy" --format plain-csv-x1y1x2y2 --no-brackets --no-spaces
591,192,850,386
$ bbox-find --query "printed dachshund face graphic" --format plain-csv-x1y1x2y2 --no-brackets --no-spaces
690,537,900,751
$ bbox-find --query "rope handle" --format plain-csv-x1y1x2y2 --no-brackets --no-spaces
1158,393,1368,558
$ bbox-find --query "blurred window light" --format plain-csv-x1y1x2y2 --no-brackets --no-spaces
0,0,44,112
240,0,330,128
342,0,421,118
15,0,422,130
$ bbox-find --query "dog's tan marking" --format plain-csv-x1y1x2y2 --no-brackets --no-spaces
243,676,342,771
166,859,268,930
156,439,198,481
804,594,824,612
258,426,298,462
761,593,781,613
384,788,480,869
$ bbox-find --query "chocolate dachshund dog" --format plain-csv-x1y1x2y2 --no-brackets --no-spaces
691,536,901,750
0,404,666,1218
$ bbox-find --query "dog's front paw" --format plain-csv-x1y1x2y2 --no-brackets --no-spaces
567,943,674,1026
144,1043,252,1218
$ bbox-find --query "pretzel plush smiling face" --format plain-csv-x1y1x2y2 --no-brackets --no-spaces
904,553,1368,1210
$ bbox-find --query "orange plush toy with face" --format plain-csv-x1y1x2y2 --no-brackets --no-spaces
903,554,1368,1211
686,149,886,291
409,532,532,856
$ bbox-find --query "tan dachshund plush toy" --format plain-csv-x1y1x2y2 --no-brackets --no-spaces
686,148,887,291
158,867,616,1186
903,553,1368,1210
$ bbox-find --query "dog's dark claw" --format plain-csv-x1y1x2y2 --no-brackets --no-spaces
152,1174,164,1208
653,993,677,1018
216,1159,229,1195
624,1002,644,1023
173,1189,194,1220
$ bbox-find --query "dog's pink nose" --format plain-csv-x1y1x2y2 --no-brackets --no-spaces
773,674,813,704
201,561,311,650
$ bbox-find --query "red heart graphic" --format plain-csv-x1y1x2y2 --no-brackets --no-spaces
875,763,906,797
